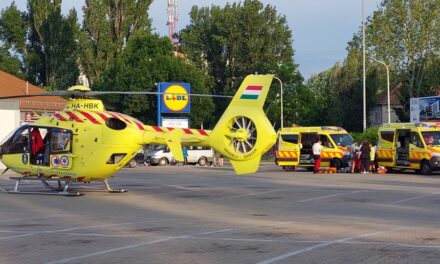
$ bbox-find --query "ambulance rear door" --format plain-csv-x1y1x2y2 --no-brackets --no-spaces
276,133,299,165
376,130,395,167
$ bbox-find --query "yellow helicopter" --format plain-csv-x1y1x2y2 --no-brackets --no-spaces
0,74,277,196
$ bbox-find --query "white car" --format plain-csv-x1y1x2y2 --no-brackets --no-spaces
147,146,214,166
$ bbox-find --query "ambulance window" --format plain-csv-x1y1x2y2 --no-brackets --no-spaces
421,132,440,146
281,134,298,144
380,131,394,142
330,134,354,147
410,132,423,148
50,129,72,153
320,135,334,148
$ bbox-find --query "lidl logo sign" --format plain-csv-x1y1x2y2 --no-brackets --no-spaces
159,82,190,113
163,85,189,111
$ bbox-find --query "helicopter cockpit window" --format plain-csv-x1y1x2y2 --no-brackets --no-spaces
50,129,72,153
1,126,30,154
105,118,127,130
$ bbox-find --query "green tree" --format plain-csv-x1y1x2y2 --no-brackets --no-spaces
180,0,302,126
307,49,380,131
94,34,215,127
79,0,153,85
367,0,439,97
0,0,79,89
0,2,27,76
348,0,440,121
0,47,22,77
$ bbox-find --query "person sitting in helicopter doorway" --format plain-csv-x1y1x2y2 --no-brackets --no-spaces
31,128,44,164
182,146,188,166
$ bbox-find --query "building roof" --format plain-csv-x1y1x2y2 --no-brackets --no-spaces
376,82,402,106
0,71,66,111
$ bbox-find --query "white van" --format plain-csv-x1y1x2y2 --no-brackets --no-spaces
146,146,214,166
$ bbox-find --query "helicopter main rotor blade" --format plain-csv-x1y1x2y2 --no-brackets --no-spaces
0,92,69,100
86,91,233,98
0,90,232,100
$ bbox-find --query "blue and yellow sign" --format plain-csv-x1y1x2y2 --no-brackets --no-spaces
158,82,190,113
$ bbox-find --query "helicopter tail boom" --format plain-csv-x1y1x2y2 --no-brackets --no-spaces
142,74,276,174
141,126,211,161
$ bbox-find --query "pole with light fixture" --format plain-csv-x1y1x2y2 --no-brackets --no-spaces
371,57,390,123
273,76,284,129
362,0,367,131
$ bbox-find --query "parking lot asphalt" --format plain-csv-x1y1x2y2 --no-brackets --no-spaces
1,164,440,264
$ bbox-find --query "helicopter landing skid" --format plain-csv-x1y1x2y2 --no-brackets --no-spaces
6,176,83,196
102,179,127,193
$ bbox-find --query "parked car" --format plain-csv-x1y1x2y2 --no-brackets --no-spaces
146,146,214,166
126,152,146,168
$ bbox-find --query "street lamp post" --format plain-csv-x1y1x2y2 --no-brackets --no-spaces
362,0,367,131
273,76,284,129
371,57,391,123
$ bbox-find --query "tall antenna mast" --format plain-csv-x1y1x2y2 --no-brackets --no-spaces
167,0,178,45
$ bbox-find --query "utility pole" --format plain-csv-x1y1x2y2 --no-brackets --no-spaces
362,0,367,132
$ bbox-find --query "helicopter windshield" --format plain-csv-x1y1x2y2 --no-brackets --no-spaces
0,125,28,146
0,125,31,154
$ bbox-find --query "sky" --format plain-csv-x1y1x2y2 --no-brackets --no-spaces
1,0,380,80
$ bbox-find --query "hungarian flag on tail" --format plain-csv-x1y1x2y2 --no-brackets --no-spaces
240,85,263,100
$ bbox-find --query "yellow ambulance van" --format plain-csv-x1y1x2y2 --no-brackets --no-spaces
275,126,354,171
376,122,440,174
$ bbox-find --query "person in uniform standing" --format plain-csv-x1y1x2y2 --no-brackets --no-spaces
312,138,322,173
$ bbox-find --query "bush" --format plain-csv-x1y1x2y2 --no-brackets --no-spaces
350,127,379,145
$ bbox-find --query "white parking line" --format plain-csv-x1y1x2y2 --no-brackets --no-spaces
189,237,324,244
188,236,440,250
390,192,440,205
214,188,299,200
296,190,364,203
45,236,181,264
0,218,176,240
256,227,411,264
44,222,293,264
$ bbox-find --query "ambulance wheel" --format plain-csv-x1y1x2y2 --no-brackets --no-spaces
420,160,432,175
330,158,341,170
306,167,314,172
